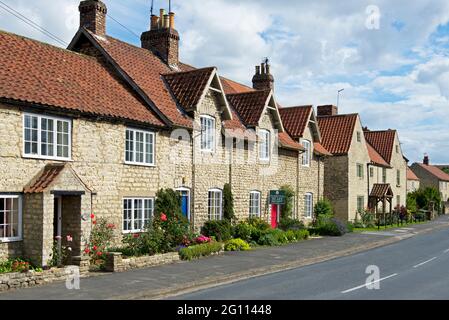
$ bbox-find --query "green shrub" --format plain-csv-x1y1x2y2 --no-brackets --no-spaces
233,222,255,242
155,188,182,217
0,258,42,274
293,229,310,240
270,229,289,244
224,239,251,251
258,233,279,246
201,220,232,241
314,214,348,236
346,222,354,233
246,217,271,231
278,218,305,231
314,198,333,217
285,230,297,242
223,183,235,221
179,242,223,261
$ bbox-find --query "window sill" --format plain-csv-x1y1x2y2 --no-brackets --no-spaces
122,230,145,234
0,238,23,243
124,161,156,168
22,155,73,162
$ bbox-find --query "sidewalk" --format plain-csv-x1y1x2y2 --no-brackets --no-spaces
1,215,449,300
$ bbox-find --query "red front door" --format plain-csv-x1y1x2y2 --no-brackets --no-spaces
271,204,279,228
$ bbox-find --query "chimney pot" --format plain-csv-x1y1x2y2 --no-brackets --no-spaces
159,9,165,28
252,59,275,91
423,154,430,165
169,12,175,29
150,15,159,30
164,14,170,28
255,66,260,75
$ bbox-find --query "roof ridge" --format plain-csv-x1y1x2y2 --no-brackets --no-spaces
317,113,359,118
226,89,271,97
282,105,313,110
162,66,216,77
0,28,97,61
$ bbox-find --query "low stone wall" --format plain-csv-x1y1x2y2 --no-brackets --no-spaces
105,252,181,272
0,256,90,292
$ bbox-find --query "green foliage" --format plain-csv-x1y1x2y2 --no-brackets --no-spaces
155,188,183,217
223,183,235,221
314,214,348,236
224,239,251,251
280,185,295,219
255,228,309,246
0,258,42,274
278,218,305,231
258,232,279,246
179,242,223,261
442,167,449,175
84,218,115,267
355,210,377,228
314,198,333,218
201,220,232,241
119,227,167,257
232,222,255,243
346,222,354,233
412,187,442,211
246,217,271,231
406,192,418,214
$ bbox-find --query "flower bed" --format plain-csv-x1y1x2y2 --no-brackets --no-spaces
0,256,90,292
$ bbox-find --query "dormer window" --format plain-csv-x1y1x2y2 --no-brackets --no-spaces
200,115,215,152
259,129,270,161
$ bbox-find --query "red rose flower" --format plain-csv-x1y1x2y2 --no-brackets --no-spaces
97,251,103,256
84,248,91,254
133,233,140,239
93,246,98,251
90,213,95,220
161,213,167,222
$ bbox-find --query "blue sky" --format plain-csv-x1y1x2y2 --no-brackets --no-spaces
1,0,449,164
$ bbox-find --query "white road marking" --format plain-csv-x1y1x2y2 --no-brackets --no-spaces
413,257,437,268
341,273,398,294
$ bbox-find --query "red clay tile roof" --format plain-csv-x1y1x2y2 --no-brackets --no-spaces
370,184,393,198
279,132,304,151
24,164,66,193
364,130,396,164
86,31,192,128
407,168,420,181
279,106,313,139
226,90,271,127
0,31,164,127
163,67,215,111
314,142,332,156
317,114,358,155
220,77,255,94
416,163,449,182
367,142,390,167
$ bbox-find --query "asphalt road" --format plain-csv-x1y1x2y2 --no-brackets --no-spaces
174,226,449,300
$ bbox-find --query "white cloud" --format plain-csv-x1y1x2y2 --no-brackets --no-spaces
1,0,449,163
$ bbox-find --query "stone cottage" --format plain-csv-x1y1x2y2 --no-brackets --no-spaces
410,155,449,213
0,0,324,266
407,167,420,193
316,106,408,221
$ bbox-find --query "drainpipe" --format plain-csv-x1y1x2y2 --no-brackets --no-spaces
367,163,371,210
191,130,196,232
296,147,300,220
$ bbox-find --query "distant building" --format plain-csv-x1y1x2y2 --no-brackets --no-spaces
407,168,420,193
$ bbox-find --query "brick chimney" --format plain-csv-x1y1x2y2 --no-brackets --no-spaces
252,59,274,91
423,154,430,165
141,9,180,67
79,0,107,36
317,105,338,117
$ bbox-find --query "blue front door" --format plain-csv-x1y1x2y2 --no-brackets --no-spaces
178,190,190,219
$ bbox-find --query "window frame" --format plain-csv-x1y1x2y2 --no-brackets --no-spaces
302,139,311,167
356,163,364,179
357,196,365,213
200,115,216,153
122,197,154,234
125,128,156,167
249,191,261,218
0,195,23,242
259,129,271,162
369,167,374,178
382,168,387,183
23,113,72,161
396,169,401,186
208,189,223,221
304,193,314,219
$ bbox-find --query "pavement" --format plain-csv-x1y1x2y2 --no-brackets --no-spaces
1,215,449,300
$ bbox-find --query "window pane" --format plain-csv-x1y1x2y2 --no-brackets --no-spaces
126,130,134,162
56,120,70,158
135,132,144,163
0,197,21,239
24,115,39,155
145,133,154,164
134,199,143,230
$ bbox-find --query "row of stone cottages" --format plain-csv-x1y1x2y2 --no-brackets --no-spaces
0,0,407,266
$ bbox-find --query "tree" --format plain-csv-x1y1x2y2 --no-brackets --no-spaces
314,198,333,217
223,183,235,221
